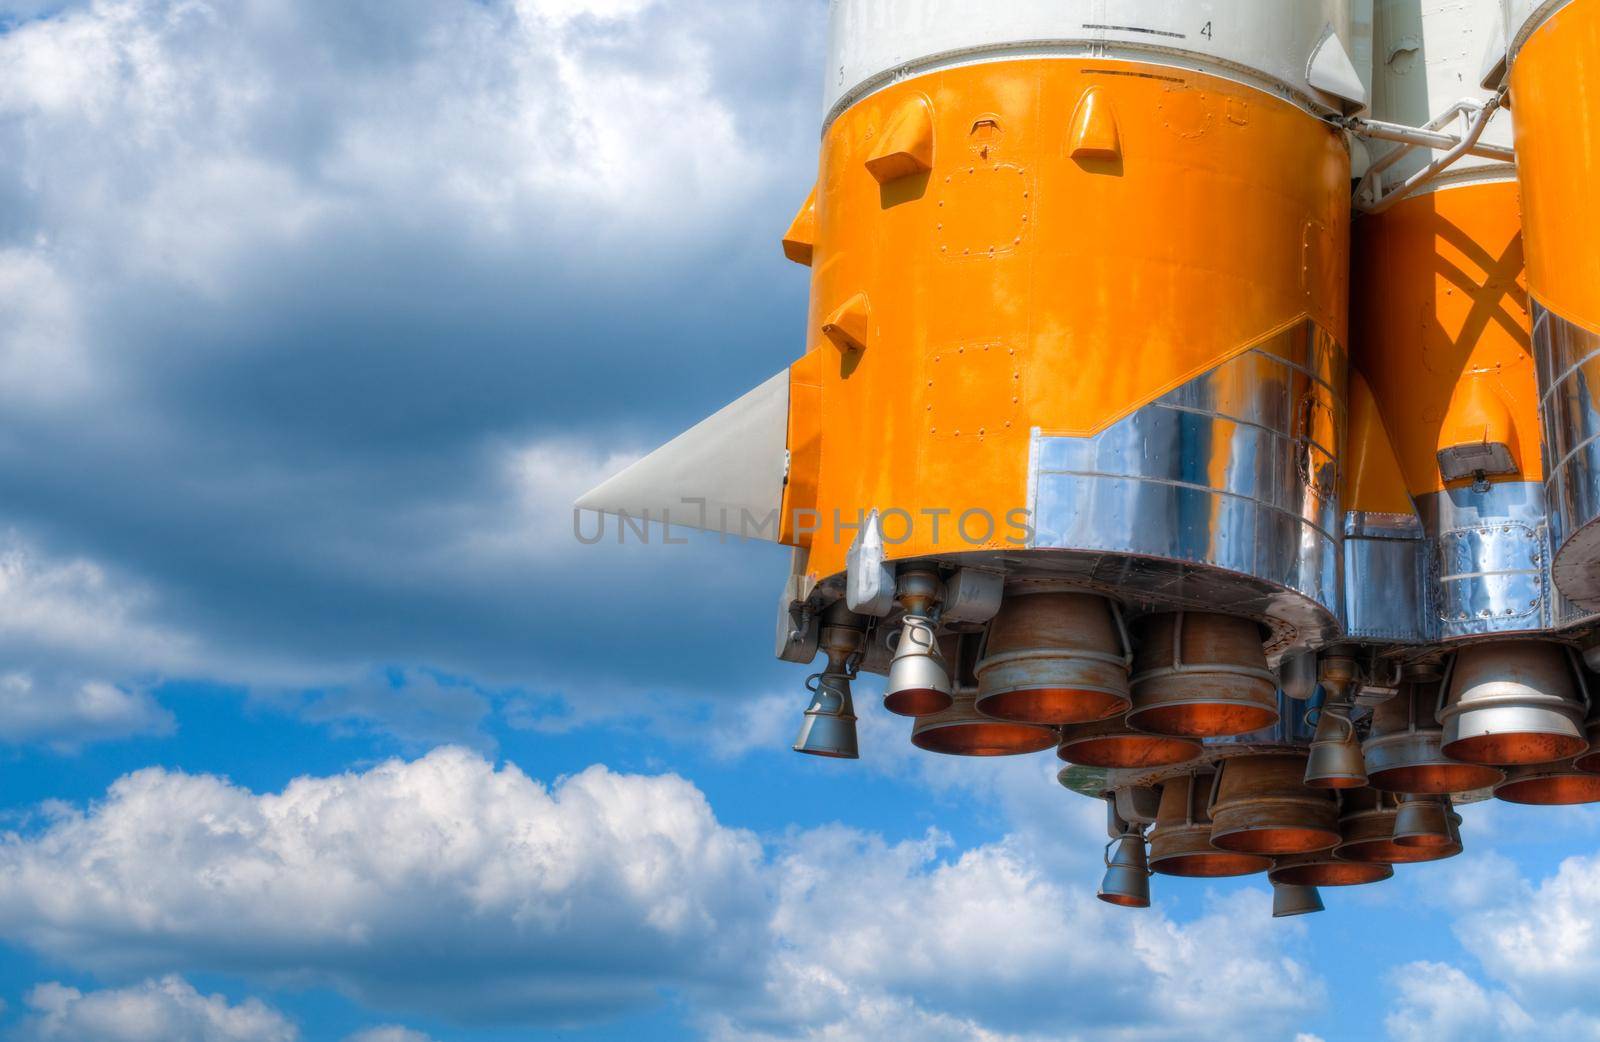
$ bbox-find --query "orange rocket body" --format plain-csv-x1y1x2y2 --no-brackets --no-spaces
578,0,1600,915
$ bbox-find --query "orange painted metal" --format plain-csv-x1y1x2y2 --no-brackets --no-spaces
779,348,824,546
783,183,817,266
1510,0,1600,335
864,95,937,185
1351,180,1537,496
1343,368,1416,516
781,57,1349,577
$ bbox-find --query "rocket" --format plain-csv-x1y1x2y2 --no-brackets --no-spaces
579,0,1600,914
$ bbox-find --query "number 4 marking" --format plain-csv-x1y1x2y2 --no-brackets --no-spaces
1201,21,1213,39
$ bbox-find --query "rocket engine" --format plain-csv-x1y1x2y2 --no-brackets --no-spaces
578,0,1600,915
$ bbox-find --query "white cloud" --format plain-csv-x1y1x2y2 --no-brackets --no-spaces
16,976,298,1042
0,747,771,1023
343,1028,435,1042
732,827,1321,1042
0,673,172,749
0,0,804,306
0,0,821,742
0,748,1324,1037
1451,850,1600,1005
1384,961,1534,1042
0,249,90,406
0,532,185,747
0,530,195,670
1389,847,1600,1040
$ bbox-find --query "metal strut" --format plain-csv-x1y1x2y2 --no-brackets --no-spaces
1342,96,1514,214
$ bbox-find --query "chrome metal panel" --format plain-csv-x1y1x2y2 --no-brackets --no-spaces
1344,512,1427,642
1534,301,1600,607
1029,321,1346,653
1415,481,1599,637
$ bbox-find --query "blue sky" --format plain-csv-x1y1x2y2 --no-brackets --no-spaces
0,1,1598,1040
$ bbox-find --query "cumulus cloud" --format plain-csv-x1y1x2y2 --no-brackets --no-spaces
1382,845,1600,1040
0,532,181,746
1384,961,1534,1042
1450,849,1600,1007
729,828,1321,1042
0,530,195,670
16,976,298,1042
0,747,771,1023
0,749,1321,1037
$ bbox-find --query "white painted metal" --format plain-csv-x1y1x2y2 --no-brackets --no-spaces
1503,0,1575,59
1366,0,1514,190
575,370,789,541
1308,26,1370,112
845,512,897,617
941,569,1005,624
1353,97,1509,211
823,0,1367,126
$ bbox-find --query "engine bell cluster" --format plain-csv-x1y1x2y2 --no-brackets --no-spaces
793,571,1600,916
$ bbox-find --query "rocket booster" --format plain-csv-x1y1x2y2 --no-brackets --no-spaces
1493,0,1600,605
585,0,1363,644
579,0,1600,914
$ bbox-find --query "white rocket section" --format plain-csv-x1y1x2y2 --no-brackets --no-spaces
1503,0,1574,57
824,0,1366,125
1370,0,1514,186
575,371,790,542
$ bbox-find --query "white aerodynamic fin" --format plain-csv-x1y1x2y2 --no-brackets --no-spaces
575,369,791,541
